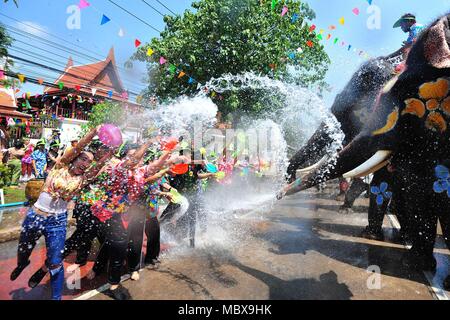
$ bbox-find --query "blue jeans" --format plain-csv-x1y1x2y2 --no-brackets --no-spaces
17,208,67,300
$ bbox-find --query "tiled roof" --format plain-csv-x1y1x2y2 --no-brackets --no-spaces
0,87,31,119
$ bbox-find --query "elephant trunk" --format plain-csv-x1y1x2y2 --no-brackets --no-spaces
286,122,334,182
289,134,375,194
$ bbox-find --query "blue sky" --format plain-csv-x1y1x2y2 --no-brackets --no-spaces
1,0,449,106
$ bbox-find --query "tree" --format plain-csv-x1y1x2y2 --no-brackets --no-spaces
132,0,330,118
83,101,126,131
0,24,16,88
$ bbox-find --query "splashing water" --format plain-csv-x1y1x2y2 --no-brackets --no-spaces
142,72,345,251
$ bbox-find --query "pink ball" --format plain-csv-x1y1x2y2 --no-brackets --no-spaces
98,124,123,147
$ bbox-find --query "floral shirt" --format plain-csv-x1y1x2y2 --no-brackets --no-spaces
42,166,84,202
91,160,157,224
31,149,48,178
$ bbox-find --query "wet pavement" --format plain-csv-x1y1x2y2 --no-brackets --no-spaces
1,184,449,300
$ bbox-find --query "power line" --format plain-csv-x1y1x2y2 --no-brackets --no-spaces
154,0,177,16
0,12,133,74
141,0,165,17
3,23,145,87
107,0,162,33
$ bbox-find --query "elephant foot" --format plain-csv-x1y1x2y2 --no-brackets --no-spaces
338,205,353,215
402,252,436,272
360,226,385,241
444,276,450,291
335,192,346,202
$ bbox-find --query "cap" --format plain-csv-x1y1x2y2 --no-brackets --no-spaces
393,13,416,28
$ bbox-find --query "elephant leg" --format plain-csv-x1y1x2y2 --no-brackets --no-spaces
398,172,438,271
341,178,368,208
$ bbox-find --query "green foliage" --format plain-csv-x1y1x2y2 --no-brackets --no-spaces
0,24,15,88
0,163,11,189
83,101,126,132
132,0,330,117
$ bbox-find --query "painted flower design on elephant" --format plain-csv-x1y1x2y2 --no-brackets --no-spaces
401,78,450,133
371,182,392,206
433,165,450,197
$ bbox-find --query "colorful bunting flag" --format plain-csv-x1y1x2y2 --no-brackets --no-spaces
271,0,278,11
291,13,299,23
188,77,195,84
78,0,90,9
316,34,323,40
339,17,345,25
58,82,64,90
309,25,316,32
118,28,125,37
0,70,4,79
169,64,176,74
329,25,336,30
334,38,339,44
75,85,81,91
18,74,25,83
121,92,128,99
306,40,313,48
100,14,111,25
281,5,288,17
348,45,352,51
160,57,167,65
296,47,303,53
352,8,360,15
326,34,331,40
178,71,186,79
91,88,97,96
146,48,154,56
135,39,141,48
107,90,113,98
38,78,44,85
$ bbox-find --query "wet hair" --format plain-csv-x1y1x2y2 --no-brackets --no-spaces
14,140,24,149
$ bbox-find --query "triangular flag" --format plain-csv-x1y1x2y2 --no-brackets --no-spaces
309,25,316,32
339,17,345,25
121,92,128,99
281,5,288,17
100,14,111,25
348,45,352,51
38,78,44,85
352,8,360,15
118,28,125,37
58,82,64,90
367,0,373,5
26,92,31,99
316,34,323,40
18,74,25,83
329,25,336,30
135,39,141,47
169,64,176,74
188,77,195,84
178,71,186,79
0,70,4,79
91,88,97,96
334,38,339,44
146,48,154,56
75,85,81,91
326,34,331,40
306,40,313,48
107,90,113,98
160,57,167,65
288,52,295,59
78,0,90,9
319,29,324,34
296,47,303,53
291,13,299,23
271,0,278,10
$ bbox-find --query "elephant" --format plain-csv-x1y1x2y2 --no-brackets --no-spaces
283,14,450,276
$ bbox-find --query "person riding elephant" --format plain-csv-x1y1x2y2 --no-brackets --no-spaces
282,14,450,287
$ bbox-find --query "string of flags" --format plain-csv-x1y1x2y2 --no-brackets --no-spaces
271,0,373,62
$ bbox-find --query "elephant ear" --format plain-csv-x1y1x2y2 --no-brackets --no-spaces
424,16,450,69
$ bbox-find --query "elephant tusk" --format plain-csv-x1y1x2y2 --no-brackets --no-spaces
343,150,392,179
297,155,329,173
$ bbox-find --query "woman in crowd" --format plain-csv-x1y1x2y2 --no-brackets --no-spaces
31,139,48,179
5,140,25,187
26,139,113,289
20,138,34,182
46,141,62,172
87,140,188,300
10,126,113,300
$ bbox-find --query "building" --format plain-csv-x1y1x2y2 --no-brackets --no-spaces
15,47,143,147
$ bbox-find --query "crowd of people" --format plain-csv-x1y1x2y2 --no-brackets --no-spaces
0,129,79,187
5,125,268,300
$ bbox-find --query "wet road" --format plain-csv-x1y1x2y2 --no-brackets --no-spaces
1,185,449,300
